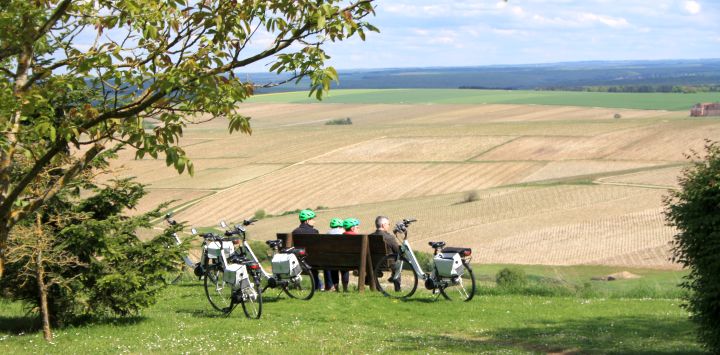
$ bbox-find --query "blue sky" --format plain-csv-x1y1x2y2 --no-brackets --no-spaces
306,0,720,69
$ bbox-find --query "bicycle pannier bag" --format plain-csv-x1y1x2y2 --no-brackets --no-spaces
271,253,302,277
223,263,250,289
434,252,464,277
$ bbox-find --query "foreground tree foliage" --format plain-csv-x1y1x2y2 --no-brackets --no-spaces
664,141,720,353
0,0,377,277
0,155,187,340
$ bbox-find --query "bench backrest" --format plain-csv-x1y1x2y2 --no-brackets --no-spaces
276,233,389,270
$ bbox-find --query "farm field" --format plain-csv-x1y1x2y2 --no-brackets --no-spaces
247,88,719,111
102,89,720,269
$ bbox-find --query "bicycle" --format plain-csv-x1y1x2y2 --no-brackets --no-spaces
219,219,315,300
163,214,198,284
373,218,476,301
190,227,263,319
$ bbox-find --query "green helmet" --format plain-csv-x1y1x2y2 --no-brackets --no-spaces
330,218,343,228
343,218,360,230
299,209,316,222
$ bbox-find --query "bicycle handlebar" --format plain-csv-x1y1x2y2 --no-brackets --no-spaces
393,217,417,235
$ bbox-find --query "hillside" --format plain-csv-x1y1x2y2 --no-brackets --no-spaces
107,89,720,269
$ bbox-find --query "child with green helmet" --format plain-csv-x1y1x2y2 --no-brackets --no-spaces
324,217,345,291
337,217,361,291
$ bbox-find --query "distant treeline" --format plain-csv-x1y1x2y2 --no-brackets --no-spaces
538,85,720,93
458,86,518,90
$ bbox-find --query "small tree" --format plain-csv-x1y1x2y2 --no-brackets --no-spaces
0,173,187,337
664,141,720,353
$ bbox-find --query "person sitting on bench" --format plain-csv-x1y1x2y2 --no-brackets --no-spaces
324,217,345,291
292,209,323,291
339,218,361,291
369,216,401,291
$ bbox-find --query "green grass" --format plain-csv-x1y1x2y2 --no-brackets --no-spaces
0,266,704,354
247,89,720,111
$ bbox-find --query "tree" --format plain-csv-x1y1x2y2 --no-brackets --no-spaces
0,0,378,277
664,141,720,353
1,168,188,340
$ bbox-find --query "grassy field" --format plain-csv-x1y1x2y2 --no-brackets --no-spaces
0,265,703,354
246,89,719,111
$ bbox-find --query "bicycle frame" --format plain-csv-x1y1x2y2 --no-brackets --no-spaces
398,239,429,281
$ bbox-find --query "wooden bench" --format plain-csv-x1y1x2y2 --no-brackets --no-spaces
276,233,390,292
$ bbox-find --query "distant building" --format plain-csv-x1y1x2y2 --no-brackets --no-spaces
690,102,720,117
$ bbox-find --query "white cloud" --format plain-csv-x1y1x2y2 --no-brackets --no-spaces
579,13,630,28
683,0,701,15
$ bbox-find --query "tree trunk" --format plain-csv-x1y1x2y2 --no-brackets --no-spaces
34,215,52,342
0,228,6,278
36,249,52,341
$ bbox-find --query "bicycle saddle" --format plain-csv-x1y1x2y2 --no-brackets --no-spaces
428,241,446,249
265,239,283,248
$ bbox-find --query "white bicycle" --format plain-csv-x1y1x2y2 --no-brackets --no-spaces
220,220,316,300
191,224,263,319
373,218,476,301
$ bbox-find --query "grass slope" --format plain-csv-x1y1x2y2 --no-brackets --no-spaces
247,89,719,111
0,277,703,354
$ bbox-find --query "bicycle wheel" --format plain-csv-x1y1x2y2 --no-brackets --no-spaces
241,271,263,319
283,266,316,300
439,260,476,302
204,263,232,311
374,254,418,299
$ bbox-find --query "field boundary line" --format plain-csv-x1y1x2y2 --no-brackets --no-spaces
466,136,523,161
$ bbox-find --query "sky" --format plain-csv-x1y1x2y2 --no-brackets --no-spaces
295,0,720,70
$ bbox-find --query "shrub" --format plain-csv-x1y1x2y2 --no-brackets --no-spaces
463,191,480,203
414,251,434,272
613,113,622,119
254,209,266,220
0,178,186,324
664,141,720,353
325,117,352,125
496,267,528,289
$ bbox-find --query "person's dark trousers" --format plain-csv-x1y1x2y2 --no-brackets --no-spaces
329,270,340,290
323,269,335,290
311,269,323,290
341,271,349,292
393,276,401,292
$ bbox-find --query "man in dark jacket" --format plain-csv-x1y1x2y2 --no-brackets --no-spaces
292,209,322,290
369,216,401,291
369,216,400,254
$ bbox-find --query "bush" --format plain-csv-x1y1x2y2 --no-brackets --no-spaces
0,178,186,324
613,113,622,119
463,191,480,203
414,251,434,272
664,141,720,353
496,267,528,289
254,209,266,220
325,117,352,125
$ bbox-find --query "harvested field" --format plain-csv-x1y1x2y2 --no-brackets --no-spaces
126,189,213,216
519,160,668,183
597,165,685,188
106,94,720,269
149,163,284,189
309,136,515,162
244,185,678,268
174,161,543,226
